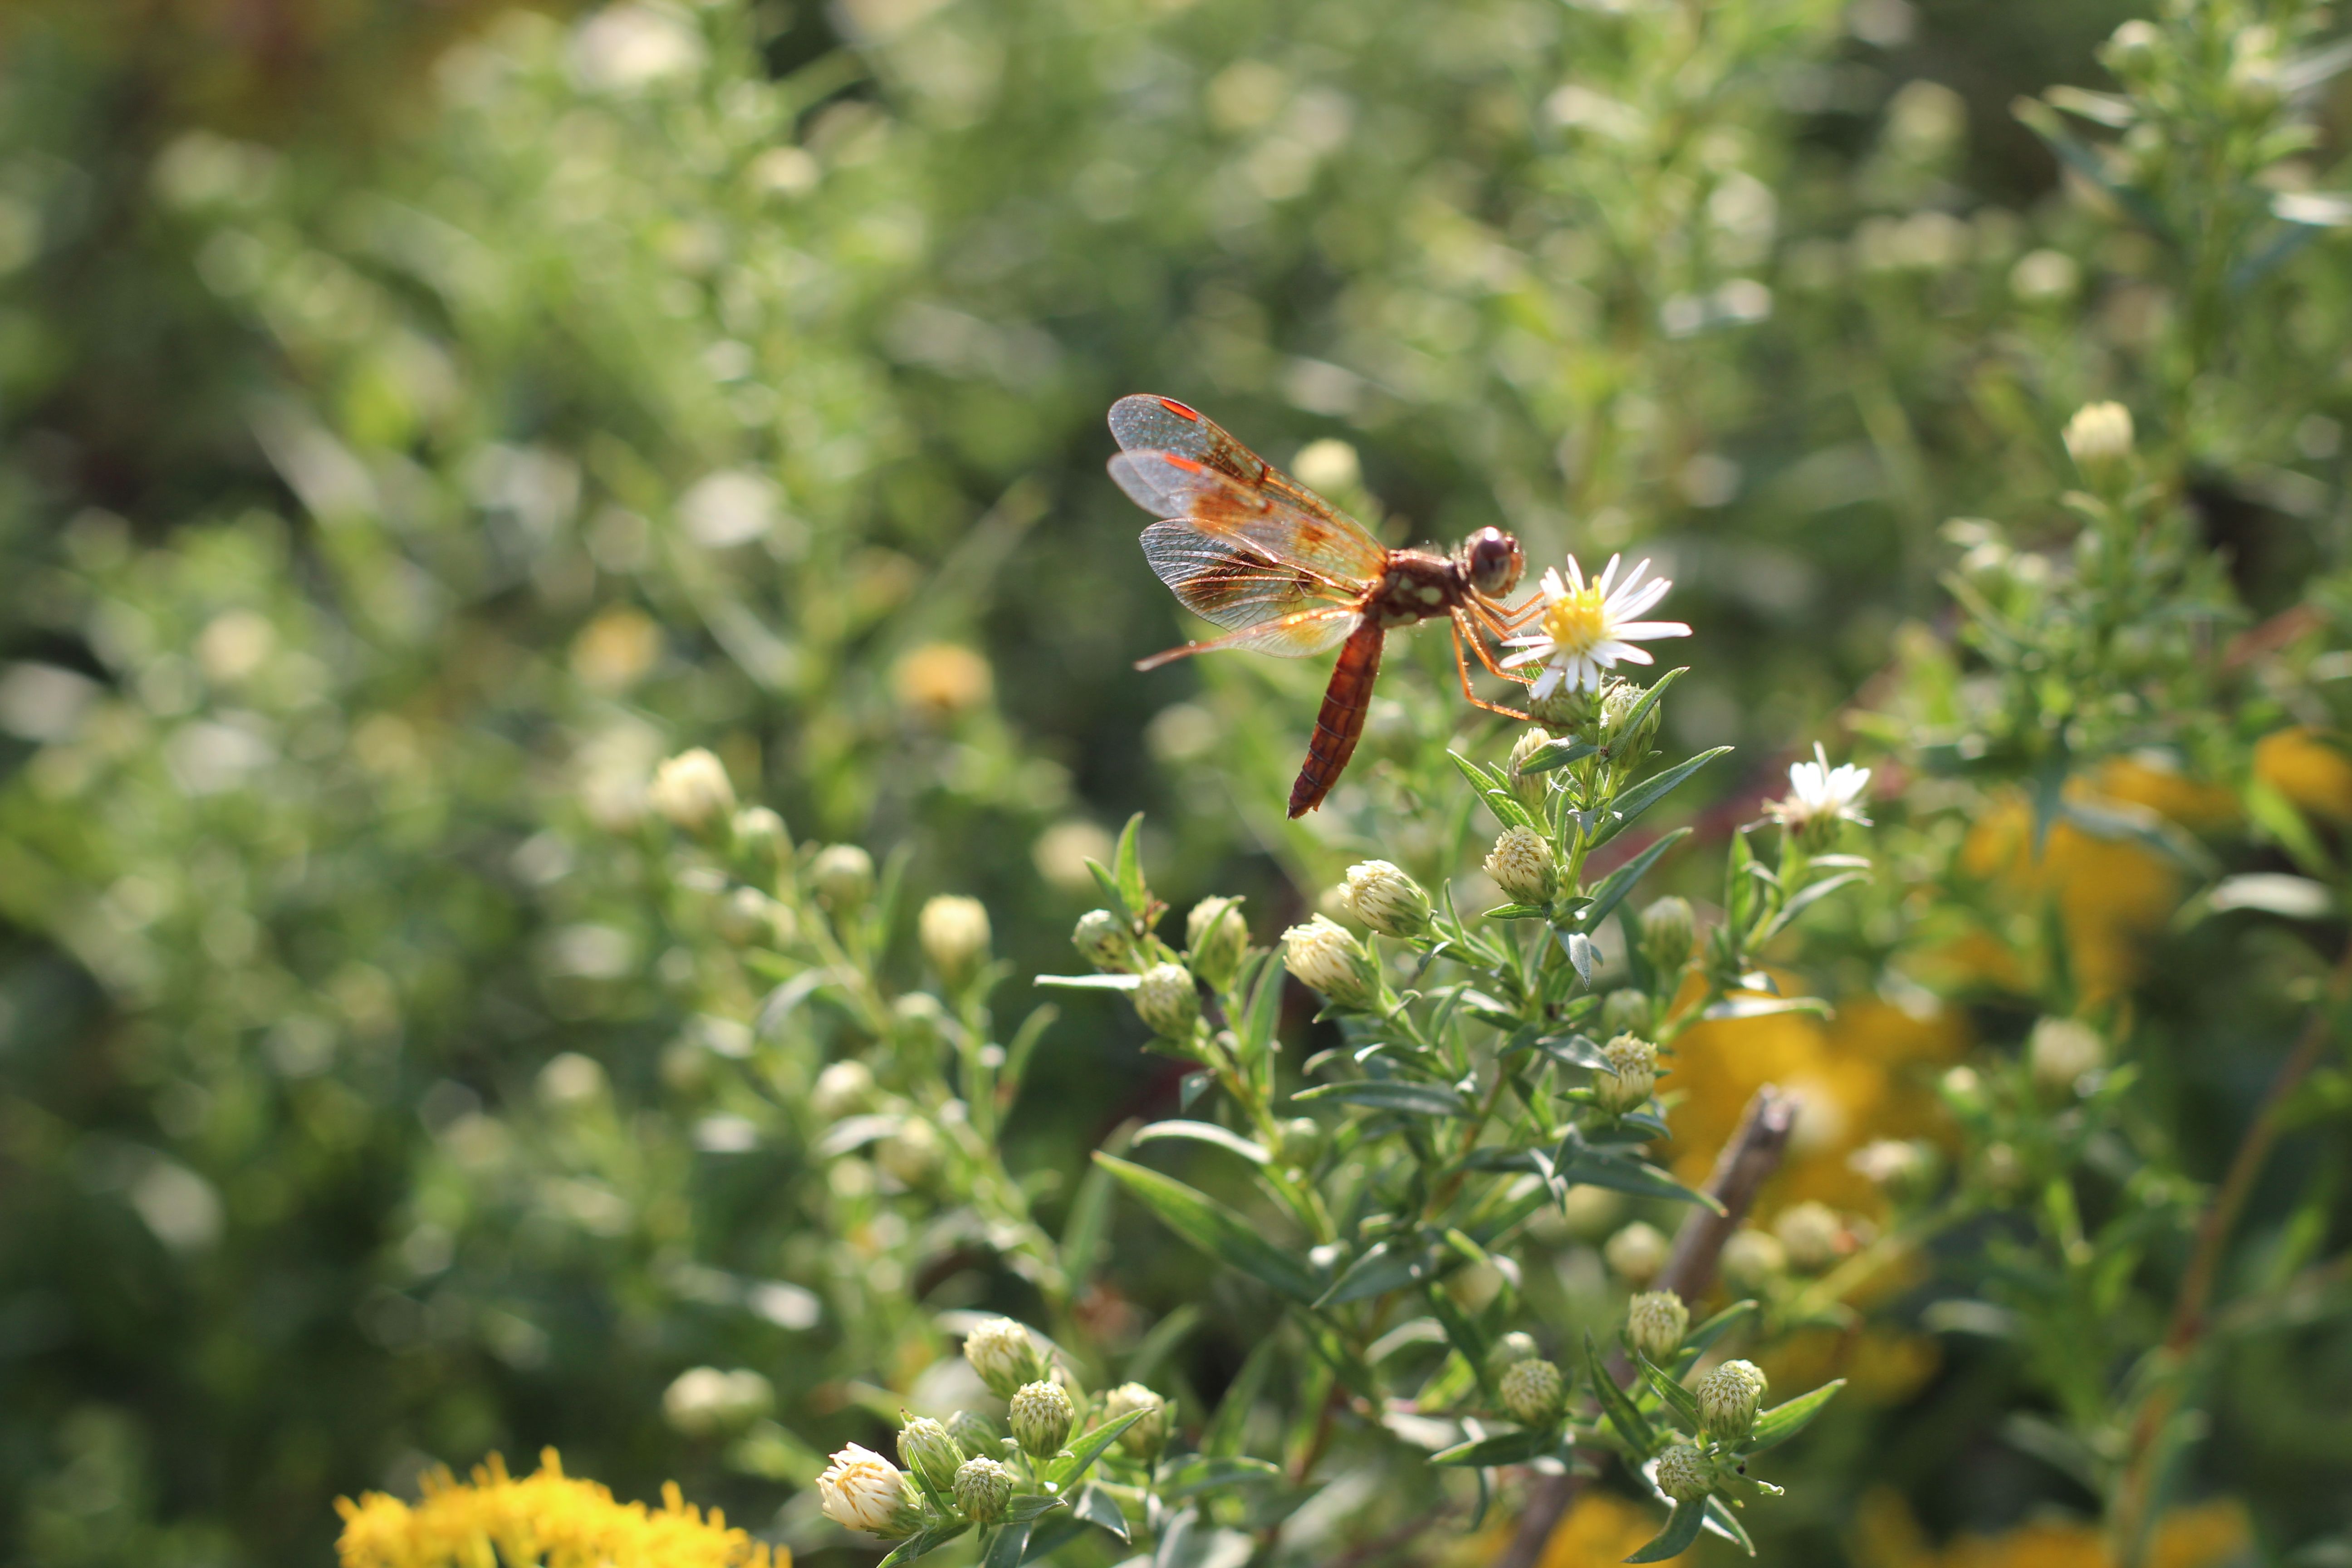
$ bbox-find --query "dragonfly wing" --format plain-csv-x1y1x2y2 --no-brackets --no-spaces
1112,450,1387,591
1135,603,1362,670
1141,520,1357,631
1109,393,1386,551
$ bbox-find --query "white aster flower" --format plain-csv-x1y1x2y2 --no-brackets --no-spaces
1500,554,1690,699
1766,744,1872,832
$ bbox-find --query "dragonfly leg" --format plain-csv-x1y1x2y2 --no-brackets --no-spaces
1485,591,1545,630
1460,606,1533,683
1451,617,1535,721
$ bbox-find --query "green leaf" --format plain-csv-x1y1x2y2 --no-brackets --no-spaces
1508,1030,1608,1070
1084,858,1132,924
1036,972,1142,992
1049,1406,1152,1487
983,1518,1036,1568
1426,1284,1496,1398
1006,1492,1071,1523
1578,828,1692,934
1518,737,1601,774
1742,1378,1845,1454
1591,748,1733,848
1317,1236,1435,1306
1431,1425,1566,1467
1073,1483,1132,1543
1092,1155,1319,1302
1239,951,1284,1059
1125,1303,1201,1387
1702,1497,1756,1556
1602,668,1688,757
1587,1330,1655,1453
1292,1080,1465,1117
1481,902,1554,921
1131,1120,1272,1165
1202,1334,1279,1456
1676,1299,1757,1366
876,1520,972,1568
1113,811,1148,914
1556,1150,1725,1213
1625,1501,1708,1563
1059,1151,1121,1286
1636,1353,1703,1434
1699,992,1830,1021
1155,1454,1284,1498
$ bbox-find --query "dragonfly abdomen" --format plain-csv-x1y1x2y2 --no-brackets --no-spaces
1289,620,1386,818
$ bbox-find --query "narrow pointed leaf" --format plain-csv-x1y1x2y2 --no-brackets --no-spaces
1093,1155,1319,1302
1049,1406,1152,1487
1293,1080,1465,1117
1636,1353,1703,1434
1676,1299,1757,1365
877,1521,972,1568
1591,748,1733,848
1587,1330,1655,1452
1431,1424,1566,1467
984,1518,1036,1568
1113,812,1147,913
1036,973,1143,992
1202,1334,1279,1456
1131,1120,1272,1165
1603,669,1688,759
1156,1454,1284,1498
1625,1501,1708,1563
1702,1497,1757,1556
1579,828,1692,934
1317,1236,1434,1306
1074,1483,1132,1543
1743,1378,1845,1454
1519,737,1601,774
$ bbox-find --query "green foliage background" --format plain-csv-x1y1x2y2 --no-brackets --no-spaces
1,0,2348,1564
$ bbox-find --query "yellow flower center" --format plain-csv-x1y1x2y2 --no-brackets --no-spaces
1541,584,1609,652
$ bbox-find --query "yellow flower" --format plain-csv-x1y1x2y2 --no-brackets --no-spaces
335,1448,777,1568
2254,725,2352,821
1852,1490,2248,1568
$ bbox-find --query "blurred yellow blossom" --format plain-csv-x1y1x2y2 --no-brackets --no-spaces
1854,1491,2248,1568
335,1448,777,1568
1536,1490,1657,1568
2254,726,2352,821
892,642,993,720
569,607,663,692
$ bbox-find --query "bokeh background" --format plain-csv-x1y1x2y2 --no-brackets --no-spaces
3,0,2348,1564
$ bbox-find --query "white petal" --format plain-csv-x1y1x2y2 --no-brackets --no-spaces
1612,619,1691,641
1530,665,1563,699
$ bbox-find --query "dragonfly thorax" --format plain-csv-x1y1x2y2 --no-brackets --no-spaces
1370,551,1471,628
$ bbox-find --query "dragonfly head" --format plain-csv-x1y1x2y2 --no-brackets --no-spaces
1459,527,1524,598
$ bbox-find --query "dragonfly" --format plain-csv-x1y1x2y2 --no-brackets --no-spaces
1108,394,1540,818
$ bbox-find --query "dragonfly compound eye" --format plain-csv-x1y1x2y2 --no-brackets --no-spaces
1465,529,1524,597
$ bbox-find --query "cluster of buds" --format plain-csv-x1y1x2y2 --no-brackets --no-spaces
1067,879,1255,1045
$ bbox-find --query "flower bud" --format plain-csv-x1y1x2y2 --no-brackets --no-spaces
1626,1290,1689,1362
1275,1116,1324,1171
952,1456,1013,1523
817,1444,923,1537
662,1367,773,1436
648,748,737,835
1598,678,1660,752
1101,1382,1169,1459
1508,728,1556,812
1009,1379,1074,1457
1528,682,1599,735
1849,1138,1940,1204
1773,1200,1844,1273
811,1059,876,1120
963,1318,1047,1398
1484,826,1557,905
1499,1357,1565,1425
898,1416,965,1494
2029,1016,2105,1096
1134,963,1202,1039
1341,859,1431,938
1490,1331,1541,1369
946,1409,1003,1457
1594,1034,1658,1114
2062,401,2134,476
1599,988,1650,1038
1655,1440,1712,1503
1718,1228,1787,1292
811,844,875,913
1281,916,1378,1011
1073,909,1131,972
1695,1359,1767,1441
1604,1221,1669,1285
877,1118,941,1186
919,895,992,987
1639,896,1695,973
716,886,795,948
730,805,790,866
1185,896,1250,990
